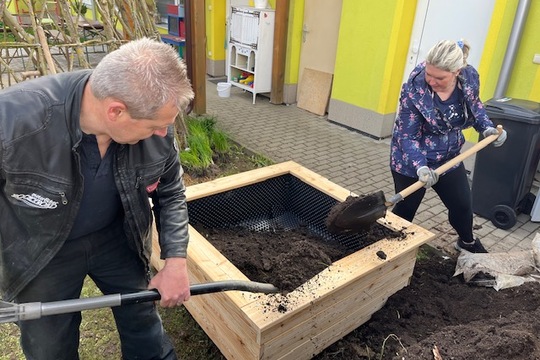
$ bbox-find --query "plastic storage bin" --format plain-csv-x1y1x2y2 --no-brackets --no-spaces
471,98,540,229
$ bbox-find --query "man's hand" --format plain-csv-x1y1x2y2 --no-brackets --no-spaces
417,166,439,188
148,257,190,308
483,127,507,147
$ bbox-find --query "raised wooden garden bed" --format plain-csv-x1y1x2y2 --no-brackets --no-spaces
151,161,435,359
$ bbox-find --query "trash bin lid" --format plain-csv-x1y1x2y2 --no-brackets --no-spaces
486,98,540,124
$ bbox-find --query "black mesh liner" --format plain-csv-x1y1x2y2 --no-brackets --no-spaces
187,174,370,252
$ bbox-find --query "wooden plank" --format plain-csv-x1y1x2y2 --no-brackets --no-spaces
296,68,333,116
36,25,56,75
259,251,417,358
289,162,356,201
185,0,206,115
246,248,417,338
186,161,298,200
150,227,164,270
274,272,412,359
270,0,289,104
185,291,261,359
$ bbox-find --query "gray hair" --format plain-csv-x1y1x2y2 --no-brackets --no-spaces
426,39,471,72
89,37,194,119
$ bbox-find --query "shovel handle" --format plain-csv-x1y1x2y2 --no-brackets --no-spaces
394,125,503,203
11,281,279,322
121,280,279,305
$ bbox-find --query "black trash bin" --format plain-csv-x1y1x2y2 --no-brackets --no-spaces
472,98,540,230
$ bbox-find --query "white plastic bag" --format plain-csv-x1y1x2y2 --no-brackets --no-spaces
454,233,540,290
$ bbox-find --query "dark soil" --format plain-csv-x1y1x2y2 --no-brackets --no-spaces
313,245,540,360
196,225,540,360
196,223,403,293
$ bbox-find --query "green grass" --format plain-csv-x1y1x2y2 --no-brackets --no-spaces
0,277,121,359
0,277,224,359
250,153,273,168
0,322,23,359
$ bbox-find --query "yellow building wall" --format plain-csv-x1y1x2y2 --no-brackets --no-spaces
464,0,540,141
206,0,226,62
505,0,540,101
205,0,539,127
284,0,303,85
331,0,416,114
248,0,276,8
479,0,517,100
378,0,416,114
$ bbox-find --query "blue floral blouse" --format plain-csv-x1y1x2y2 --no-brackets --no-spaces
390,61,495,178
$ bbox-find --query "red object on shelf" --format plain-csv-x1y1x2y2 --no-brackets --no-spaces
166,4,185,17
168,16,186,37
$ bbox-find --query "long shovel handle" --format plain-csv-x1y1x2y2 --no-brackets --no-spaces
1,281,279,323
121,280,279,305
388,125,503,205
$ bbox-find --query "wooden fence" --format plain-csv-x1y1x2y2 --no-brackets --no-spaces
0,0,160,87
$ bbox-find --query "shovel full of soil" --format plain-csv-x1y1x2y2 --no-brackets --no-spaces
326,125,504,234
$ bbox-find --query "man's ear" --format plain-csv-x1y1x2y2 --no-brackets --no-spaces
107,100,127,122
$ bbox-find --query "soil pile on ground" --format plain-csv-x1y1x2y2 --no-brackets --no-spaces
312,245,540,360
194,224,540,359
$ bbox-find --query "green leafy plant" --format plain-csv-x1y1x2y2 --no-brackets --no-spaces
211,130,230,155
179,115,231,175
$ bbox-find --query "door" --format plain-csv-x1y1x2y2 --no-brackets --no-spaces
402,0,496,173
402,0,496,85
296,0,342,102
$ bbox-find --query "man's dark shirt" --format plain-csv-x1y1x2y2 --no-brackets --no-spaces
68,133,121,240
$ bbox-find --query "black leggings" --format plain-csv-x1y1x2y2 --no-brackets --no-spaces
391,163,474,242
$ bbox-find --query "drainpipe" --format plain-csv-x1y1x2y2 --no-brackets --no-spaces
493,0,531,99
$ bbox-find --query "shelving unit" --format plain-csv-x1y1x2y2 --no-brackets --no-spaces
161,4,185,58
227,6,275,104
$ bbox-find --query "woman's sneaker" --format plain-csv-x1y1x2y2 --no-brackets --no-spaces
455,238,488,253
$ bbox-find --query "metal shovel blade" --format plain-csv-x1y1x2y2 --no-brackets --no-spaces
326,191,387,234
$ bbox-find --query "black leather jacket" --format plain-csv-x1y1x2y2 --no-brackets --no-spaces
0,71,189,301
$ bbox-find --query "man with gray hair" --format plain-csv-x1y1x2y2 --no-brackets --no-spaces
0,38,194,359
